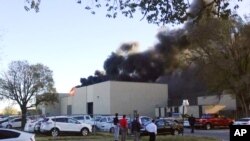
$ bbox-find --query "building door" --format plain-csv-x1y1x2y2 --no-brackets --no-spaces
87,102,93,115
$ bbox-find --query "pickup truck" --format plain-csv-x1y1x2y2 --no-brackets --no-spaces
195,113,234,130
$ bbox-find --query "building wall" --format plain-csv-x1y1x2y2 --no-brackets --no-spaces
58,81,168,117
71,88,87,114
186,106,199,118
91,82,111,114
61,96,69,115
198,94,236,110
110,81,168,117
39,93,68,116
86,86,94,102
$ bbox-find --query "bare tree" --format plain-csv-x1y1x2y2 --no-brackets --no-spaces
0,60,58,128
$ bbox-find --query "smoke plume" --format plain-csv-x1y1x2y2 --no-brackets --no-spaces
78,0,210,103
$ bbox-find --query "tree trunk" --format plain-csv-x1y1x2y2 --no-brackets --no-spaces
20,106,27,129
238,93,249,117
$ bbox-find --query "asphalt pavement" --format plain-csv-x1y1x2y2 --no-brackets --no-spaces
183,128,230,141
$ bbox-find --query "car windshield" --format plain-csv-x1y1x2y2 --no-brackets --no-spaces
73,116,84,120
201,114,217,118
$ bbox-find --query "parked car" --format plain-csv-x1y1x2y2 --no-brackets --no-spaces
195,113,234,130
70,115,94,126
24,117,45,133
165,112,183,122
40,116,92,137
183,119,190,127
233,117,250,125
0,116,18,127
103,117,131,133
136,116,152,132
0,115,7,120
99,120,115,132
0,128,35,141
125,116,152,134
95,116,114,130
1,117,22,128
141,118,183,136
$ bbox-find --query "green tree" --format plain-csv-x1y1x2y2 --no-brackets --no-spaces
187,18,250,116
25,0,243,25
0,60,58,128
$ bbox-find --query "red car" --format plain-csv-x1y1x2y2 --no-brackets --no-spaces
195,113,234,130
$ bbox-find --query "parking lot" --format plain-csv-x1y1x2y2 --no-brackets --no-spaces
1,114,231,141
184,128,229,141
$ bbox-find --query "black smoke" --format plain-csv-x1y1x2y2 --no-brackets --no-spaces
78,0,209,104
78,28,190,87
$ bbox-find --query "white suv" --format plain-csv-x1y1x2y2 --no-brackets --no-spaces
70,115,94,126
40,116,92,137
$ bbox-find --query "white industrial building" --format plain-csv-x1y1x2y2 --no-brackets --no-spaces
41,81,168,117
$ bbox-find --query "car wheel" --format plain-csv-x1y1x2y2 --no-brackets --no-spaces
110,127,114,133
51,128,59,137
205,123,211,130
173,129,179,135
81,128,89,136
6,125,12,129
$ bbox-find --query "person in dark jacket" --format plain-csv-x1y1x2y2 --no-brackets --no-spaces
131,116,141,141
188,114,196,133
113,113,119,141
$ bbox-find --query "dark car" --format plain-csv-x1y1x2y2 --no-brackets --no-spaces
141,118,183,136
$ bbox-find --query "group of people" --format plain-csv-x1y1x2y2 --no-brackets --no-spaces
113,113,157,141
113,113,196,141
113,113,128,141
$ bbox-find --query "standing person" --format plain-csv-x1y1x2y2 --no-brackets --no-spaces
131,116,141,141
113,113,120,141
119,115,128,141
145,120,157,141
188,114,196,133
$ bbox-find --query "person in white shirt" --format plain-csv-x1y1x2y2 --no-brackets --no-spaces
145,120,157,141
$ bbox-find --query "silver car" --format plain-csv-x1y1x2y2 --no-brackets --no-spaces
233,117,250,125
0,128,35,141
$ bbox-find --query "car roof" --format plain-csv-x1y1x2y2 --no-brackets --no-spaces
0,128,34,136
0,128,26,132
70,115,85,117
239,117,250,120
47,116,69,118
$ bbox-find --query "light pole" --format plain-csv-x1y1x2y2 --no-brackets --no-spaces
182,99,189,135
